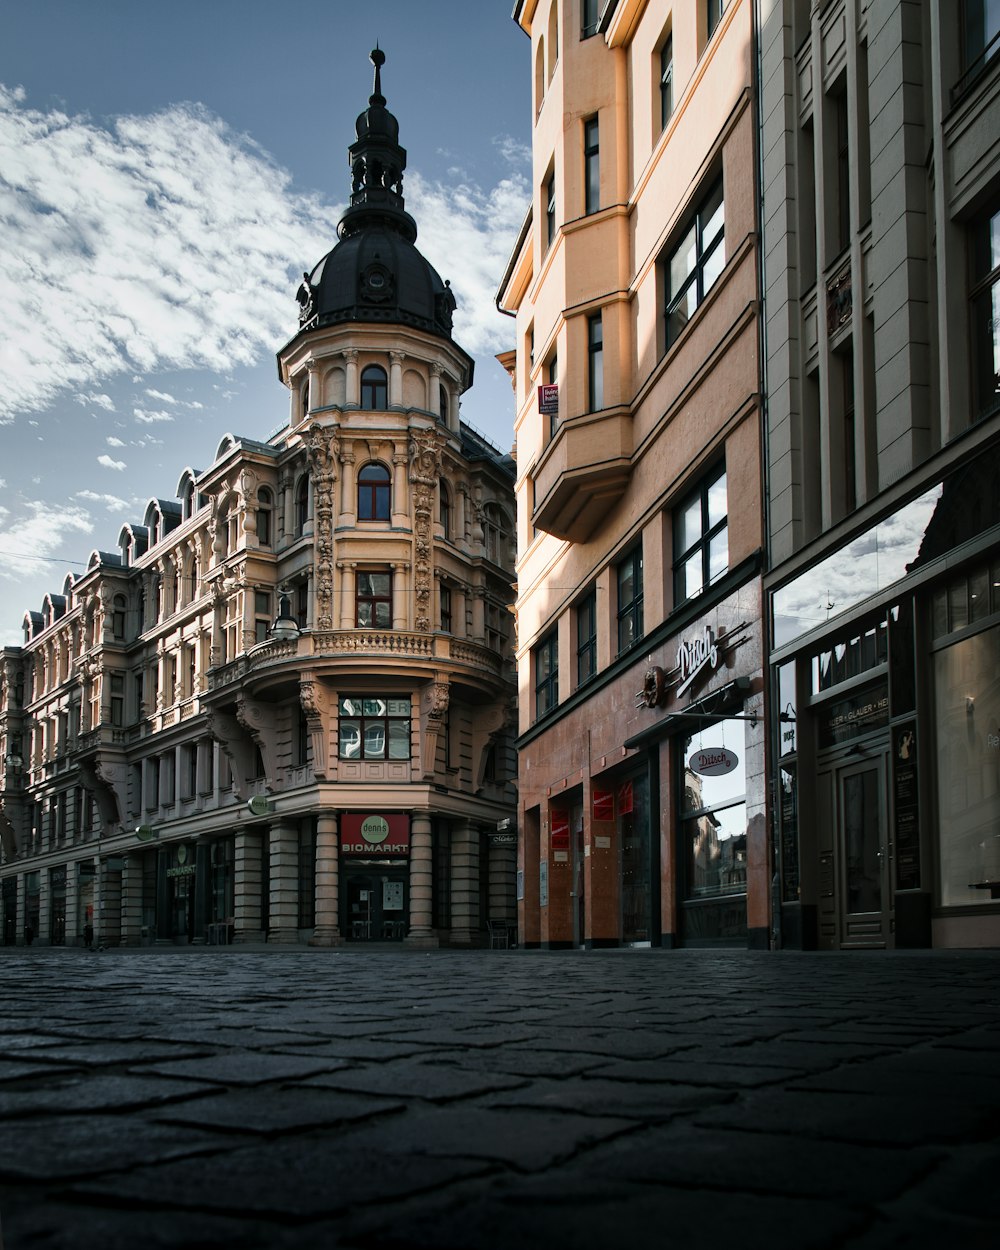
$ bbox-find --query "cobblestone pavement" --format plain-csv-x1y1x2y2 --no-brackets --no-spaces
0,947,998,1249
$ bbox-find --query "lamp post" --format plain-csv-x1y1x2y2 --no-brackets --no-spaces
268,588,301,642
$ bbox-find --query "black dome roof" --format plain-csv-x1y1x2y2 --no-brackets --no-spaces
294,49,457,342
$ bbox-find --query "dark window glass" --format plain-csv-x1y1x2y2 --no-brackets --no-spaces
546,171,556,248
971,205,1000,421
576,588,597,685
673,465,728,604
440,585,452,633
665,179,725,347
356,571,392,629
707,0,728,40
440,481,451,538
358,462,391,521
617,548,643,653
963,0,1000,73
294,477,309,535
548,353,559,438
256,488,272,547
661,35,674,129
535,631,558,716
360,365,388,410
582,0,600,39
588,313,604,411
584,116,600,214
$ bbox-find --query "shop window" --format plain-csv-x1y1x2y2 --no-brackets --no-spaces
338,697,411,760
356,571,392,628
587,313,604,412
584,116,600,215
664,178,725,349
358,462,391,521
673,464,728,604
360,365,387,410
660,32,674,131
971,203,1000,421
576,587,597,686
617,547,643,653
811,616,888,693
535,630,559,717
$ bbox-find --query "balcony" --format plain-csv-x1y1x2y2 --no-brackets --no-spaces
532,406,633,542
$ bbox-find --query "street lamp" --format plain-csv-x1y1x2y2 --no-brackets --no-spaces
268,588,300,642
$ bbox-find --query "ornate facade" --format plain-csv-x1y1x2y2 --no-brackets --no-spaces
0,52,517,948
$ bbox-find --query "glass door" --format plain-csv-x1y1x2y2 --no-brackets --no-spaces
838,756,891,947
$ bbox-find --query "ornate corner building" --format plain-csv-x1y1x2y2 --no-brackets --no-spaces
499,1,768,948
0,52,517,949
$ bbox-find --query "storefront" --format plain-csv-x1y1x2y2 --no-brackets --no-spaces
340,813,410,941
770,456,1000,949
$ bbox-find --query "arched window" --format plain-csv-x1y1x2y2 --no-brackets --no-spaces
256,487,273,547
439,480,451,539
360,365,388,410
439,384,449,425
301,377,310,420
294,476,310,536
358,463,391,521
184,480,195,519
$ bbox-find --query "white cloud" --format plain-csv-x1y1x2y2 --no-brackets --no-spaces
0,479,5,488
133,407,173,424
106,436,125,447
74,391,115,411
97,454,126,470
75,490,131,510
0,500,92,581
0,86,527,422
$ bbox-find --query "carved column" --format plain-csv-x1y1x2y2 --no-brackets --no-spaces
232,827,263,942
338,450,357,526
471,586,486,641
429,362,442,417
343,349,359,407
338,562,356,629
392,563,408,631
392,450,409,526
389,350,404,407
268,821,299,944
450,821,480,944
307,357,323,411
310,812,343,945
454,584,468,638
406,813,438,946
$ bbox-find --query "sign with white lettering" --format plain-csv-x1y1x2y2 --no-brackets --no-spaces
538,383,559,415
689,747,739,777
340,813,410,856
676,626,720,696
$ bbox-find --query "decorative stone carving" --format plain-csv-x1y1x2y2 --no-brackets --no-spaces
306,426,340,630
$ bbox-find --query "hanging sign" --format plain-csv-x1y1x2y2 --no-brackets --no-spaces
247,796,273,817
688,747,739,777
538,383,559,415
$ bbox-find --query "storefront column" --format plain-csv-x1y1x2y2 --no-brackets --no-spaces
233,828,263,943
37,865,51,946
120,856,143,946
15,874,26,944
64,868,80,946
268,821,299,944
406,813,438,947
155,848,170,942
310,813,343,946
192,841,211,944
99,858,123,948
450,820,480,944
488,837,517,927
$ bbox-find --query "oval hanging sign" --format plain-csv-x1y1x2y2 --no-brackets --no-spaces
247,795,273,817
689,747,739,777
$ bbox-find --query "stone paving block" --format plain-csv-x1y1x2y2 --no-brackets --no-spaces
525,1029,690,1060
13,1039,216,1067
0,1113,232,1181
71,1138,494,1219
0,1058,82,1083
482,1075,731,1121
149,1085,406,1134
271,1038,431,1062
138,1052,348,1086
0,1072,215,1118
787,1060,1000,1103
709,1038,898,1071
426,1047,606,1079
298,1059,529,1103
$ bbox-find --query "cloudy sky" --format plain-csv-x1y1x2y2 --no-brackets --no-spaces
0,0,531,646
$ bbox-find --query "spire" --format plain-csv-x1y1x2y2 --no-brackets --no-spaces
338,48,417,244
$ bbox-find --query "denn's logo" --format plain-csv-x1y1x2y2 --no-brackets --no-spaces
360,816,389,844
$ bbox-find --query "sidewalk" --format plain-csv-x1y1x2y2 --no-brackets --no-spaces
0,948,998,1248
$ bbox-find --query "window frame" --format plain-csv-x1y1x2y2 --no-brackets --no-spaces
584,116,600,215
664,177,725,350
707,0,728,42
360,364,388,410
616,547,644,655
587,312,604,412
660,33,674,131
970,202,1000,422
672,463,729,606
338,696,411,761
355,570,393,629
357,462,391,521
534,630,559,718
545,169,557,250
582,0,600,39
576,587,597,687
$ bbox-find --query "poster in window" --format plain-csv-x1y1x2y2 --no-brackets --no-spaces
893,721,920,891
383,880,404,911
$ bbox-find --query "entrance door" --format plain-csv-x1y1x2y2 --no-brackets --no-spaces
838,756,892,947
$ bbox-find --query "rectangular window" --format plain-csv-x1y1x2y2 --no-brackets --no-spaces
963,0,1000,75
584,116,600,215
110,673,124,728
295,582,309,629
617,548,643,654
338,697,410,761
673,465,729,604
587,313,604,412
971,204,1000,421
835,89,850,254
546,170,556,249
665,179,725,348
582,0,600,39
576,588,597,686
486,602,506,653
182,744,198,799
254,591,271,644
440,585,452,633
356,571,392,628
535,631,559,717
707,0,728,41
660,35,674,130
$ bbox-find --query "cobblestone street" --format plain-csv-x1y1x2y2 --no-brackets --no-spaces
0,947,998,1248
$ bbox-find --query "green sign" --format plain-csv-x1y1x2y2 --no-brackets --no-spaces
135,825,155,842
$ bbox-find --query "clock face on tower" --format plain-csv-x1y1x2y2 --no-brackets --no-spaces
360,263,393,304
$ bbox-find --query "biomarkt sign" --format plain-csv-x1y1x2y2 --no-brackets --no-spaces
340,813,411,856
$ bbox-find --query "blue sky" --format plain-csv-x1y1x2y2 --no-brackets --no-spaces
0,0,531,646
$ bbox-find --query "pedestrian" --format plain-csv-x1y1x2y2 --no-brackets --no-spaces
23,922,33,946
83,923,94,950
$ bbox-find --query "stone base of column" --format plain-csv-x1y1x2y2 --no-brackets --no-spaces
232,929,265,944
267,929,301,945
404,932,440,948
449,929,476,945
309,928,345,947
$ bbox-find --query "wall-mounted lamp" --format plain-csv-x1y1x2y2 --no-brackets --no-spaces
967,696,975,717
268,588,300,642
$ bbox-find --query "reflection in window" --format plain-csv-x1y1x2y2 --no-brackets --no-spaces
963,0,1000,77
971,205,1000,421
673,464,728,604
535,630,558,717
360,365,387,410
576,588,597,686
358,463,391,521
356,571,392,628
617,548,643,653
338,697,410,760
680,728,747,942
665,179,725,348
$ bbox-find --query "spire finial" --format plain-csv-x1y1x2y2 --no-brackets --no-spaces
370,45,386,106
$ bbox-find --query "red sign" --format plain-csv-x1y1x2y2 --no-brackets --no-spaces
550,808,570,851
592,788,614,821
538,383,559,415
618,780,634,815
340,813,410,856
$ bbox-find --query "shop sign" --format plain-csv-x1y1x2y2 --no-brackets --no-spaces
341,813,410,856
676,626,720,696
167,864,197,878
592,788,614,821
819,683,889,748
135,824,156,842
637,621,751,709
538,383,559,415
247,796,273,817
489,832,517,846
688,747,739,777
550,809,570,851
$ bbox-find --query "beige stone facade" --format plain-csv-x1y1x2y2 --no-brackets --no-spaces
500,0,767,947
0,55,517,949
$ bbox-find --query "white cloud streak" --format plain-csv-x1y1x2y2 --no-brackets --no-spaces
0,86,528,423
0,500,92,581
97,455,126,470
